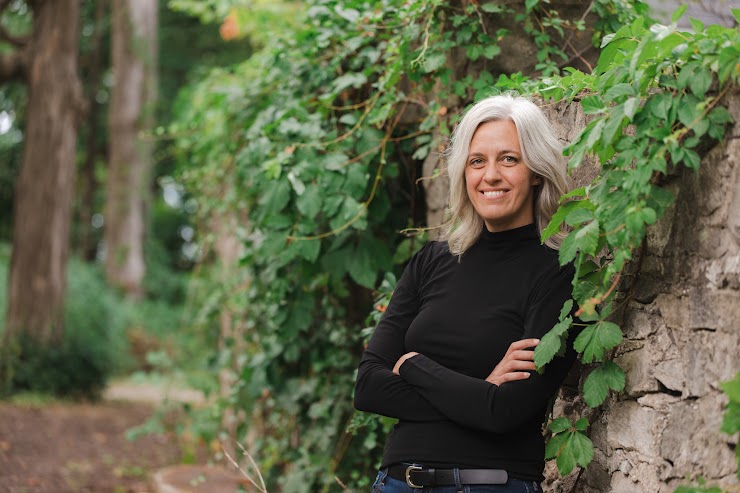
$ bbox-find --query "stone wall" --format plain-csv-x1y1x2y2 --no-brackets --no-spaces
567,89,740,493
422,91,740,491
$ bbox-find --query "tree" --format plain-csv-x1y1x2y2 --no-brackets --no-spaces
2,0,85,346
104,0,157,298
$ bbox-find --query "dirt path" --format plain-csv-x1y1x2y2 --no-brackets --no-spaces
0,384,206,493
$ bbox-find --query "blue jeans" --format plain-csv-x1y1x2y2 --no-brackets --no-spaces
371,468,542,493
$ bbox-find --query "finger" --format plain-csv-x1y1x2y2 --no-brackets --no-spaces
506,338,540,354
498,371,531,384
503,360,536,372
509,349,536,361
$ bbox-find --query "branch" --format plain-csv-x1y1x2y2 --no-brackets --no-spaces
0,50,25,83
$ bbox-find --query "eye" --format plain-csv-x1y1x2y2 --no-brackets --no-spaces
501,155,519,166
468,157,485,168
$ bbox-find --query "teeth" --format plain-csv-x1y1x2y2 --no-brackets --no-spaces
483,190,506,197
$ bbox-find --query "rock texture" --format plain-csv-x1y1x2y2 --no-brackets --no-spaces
547,92,740,492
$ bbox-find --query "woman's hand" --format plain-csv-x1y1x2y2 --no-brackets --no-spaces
485,338,539,386
393,351,419,375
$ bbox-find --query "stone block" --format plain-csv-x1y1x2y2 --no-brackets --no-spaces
606,401,662,457
617,349,659,396
660,395,737,480
653,358,685,394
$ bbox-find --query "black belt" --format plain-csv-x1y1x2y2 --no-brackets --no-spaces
387,464,508,488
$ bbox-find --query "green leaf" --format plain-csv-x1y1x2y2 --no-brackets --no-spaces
296,185,322,220
602,105,625,145
581,95,605,114
544,200,584,240
720,372,740,403
647,92,671,120
575,220,600,256
566,430,595,470
721,401,740,435
348,242,377,288
558,230,578,264
565,207,594,226
671,4,687,23
574,321,623,363
574,417,589,431
525,0,538,12
482,45,501,60
708,106,733,125
690,66,712,98
332,72,368,94
560,187,587,201
545,432,567,460
583,360,626,407
534,317,572,368
559,299,574,322
678,97,700,127
548,417,572,434
292,238,321,263
546,430,594,475
677,62,699,90
481,2,505,13
604,83,635,102
689,17,705,33
423,51,447,73
624,97,640,121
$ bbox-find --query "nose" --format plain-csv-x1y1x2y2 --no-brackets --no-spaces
483,161,502,183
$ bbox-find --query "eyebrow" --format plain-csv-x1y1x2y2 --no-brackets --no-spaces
467,149,521,156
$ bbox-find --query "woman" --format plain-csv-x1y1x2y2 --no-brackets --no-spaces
354,94,577,493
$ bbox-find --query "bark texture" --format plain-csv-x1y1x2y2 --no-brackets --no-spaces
105,0,158,297
5,0,84,344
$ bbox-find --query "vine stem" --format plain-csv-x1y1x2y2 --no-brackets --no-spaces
295,91,382,149
287,102,407,241
409,5,436,67
575,271,621,317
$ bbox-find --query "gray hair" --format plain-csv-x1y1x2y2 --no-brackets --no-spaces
444,94,568,256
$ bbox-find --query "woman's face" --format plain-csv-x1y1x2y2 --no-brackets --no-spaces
465,119,537,232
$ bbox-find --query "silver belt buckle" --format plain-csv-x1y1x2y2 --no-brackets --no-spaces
405,465,423,489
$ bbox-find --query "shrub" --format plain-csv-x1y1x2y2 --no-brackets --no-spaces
2,255,130,399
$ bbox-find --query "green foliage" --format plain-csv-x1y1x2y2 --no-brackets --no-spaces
2,257,130,399
167,0,740,488
720,372,740,478
171,0,628,489
530,8,739,476
545,417,594,476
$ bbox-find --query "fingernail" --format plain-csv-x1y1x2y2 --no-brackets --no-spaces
533,339,540,344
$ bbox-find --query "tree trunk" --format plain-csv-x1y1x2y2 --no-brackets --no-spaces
105,0,157,298
4,0,84,345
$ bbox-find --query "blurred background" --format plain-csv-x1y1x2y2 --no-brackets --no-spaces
0,0,737,492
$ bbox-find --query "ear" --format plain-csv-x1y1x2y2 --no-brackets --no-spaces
532,176,543,186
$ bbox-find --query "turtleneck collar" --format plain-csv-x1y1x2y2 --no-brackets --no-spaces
479,222,540,249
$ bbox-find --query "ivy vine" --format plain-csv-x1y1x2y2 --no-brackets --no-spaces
517,5,740,478
168,0,739,491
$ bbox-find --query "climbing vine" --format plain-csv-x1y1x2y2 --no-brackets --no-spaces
166,0,739,491
516,6,740,477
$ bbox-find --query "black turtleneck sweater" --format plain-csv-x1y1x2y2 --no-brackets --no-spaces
353,224,577,482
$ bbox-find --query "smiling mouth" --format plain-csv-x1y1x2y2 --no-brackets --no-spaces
481,190,507,197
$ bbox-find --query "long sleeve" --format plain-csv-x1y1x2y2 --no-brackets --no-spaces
399,263,577,433
354,243,446,421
